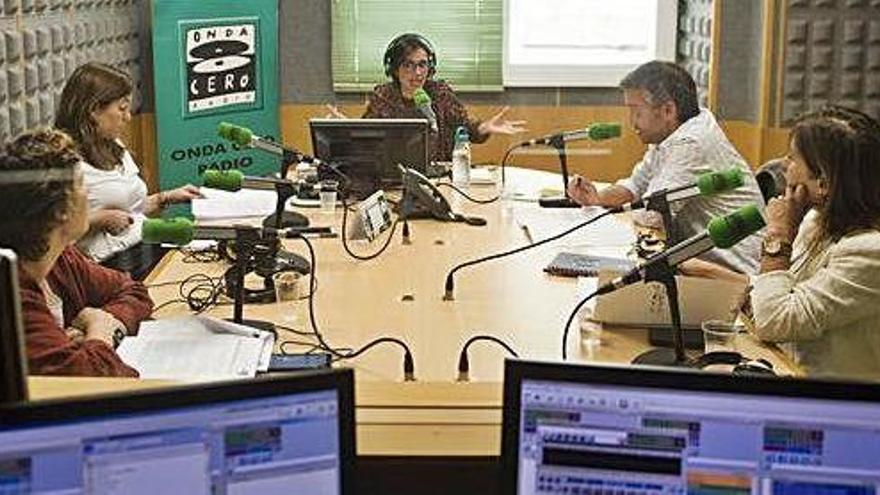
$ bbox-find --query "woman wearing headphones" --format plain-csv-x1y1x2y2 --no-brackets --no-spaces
681,105,880,380
362,33,526,162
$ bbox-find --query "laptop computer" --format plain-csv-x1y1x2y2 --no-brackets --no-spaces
589,270,746,348
0,369,355,494
502,359,880,494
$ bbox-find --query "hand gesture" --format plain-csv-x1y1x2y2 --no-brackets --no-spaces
566,175,600,206
325,104,348,119
92,209,132,235
477,106,527,136
765,184,811,242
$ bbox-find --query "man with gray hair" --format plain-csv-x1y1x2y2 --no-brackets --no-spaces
567,61,764,274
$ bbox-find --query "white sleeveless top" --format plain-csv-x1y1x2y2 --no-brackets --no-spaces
76,149,148,261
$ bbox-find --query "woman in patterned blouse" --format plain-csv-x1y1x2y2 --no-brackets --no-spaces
361,33,526,162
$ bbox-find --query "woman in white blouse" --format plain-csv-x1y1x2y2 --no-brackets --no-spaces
55,62,202,275
682,106,880,380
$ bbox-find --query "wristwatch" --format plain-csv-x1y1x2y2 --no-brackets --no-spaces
112,327,127,349
762,236,792,258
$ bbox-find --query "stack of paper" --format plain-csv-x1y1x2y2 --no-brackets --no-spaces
514,206,636,250
117,316,275,381
192,187,278,220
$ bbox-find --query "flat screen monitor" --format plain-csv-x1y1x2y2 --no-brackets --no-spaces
0,248,28,404
0,369,354,494
310,118,429,199
502,360,880,495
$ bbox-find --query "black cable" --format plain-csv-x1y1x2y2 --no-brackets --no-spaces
339,193,401,261
180,273,226,313
561,285,615,360
499,143,521,191
149,273,226,317
180,245,222,263
456,335,519,381
295,233,417,380
436,181,499,204
444,209,614,299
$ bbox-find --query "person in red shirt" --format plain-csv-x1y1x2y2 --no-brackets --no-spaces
0,129,153,376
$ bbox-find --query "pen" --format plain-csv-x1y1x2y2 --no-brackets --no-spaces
302,232,338,239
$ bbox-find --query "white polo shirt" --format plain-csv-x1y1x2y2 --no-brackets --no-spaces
617,108,764,274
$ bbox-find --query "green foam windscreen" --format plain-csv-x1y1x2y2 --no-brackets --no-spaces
696,168,745,196
707,204,765,249
587,123,622,140
202,169,244,191
142,217,195,246
217,122,253,147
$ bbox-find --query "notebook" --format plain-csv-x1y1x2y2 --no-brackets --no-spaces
544,252,634,278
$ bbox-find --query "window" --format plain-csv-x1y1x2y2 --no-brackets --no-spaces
331,0,503,92
503,0,678,87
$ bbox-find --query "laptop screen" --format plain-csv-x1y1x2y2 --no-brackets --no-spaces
0,370,354,494
503,360,880,494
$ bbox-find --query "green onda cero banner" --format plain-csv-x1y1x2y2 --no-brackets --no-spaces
152,0,280,195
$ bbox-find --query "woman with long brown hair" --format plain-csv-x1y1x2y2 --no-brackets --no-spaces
55,62,201,277
682,105,880,380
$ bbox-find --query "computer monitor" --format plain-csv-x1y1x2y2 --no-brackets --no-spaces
0,248,28,404
502,360,880,494
310,118,429,199
0,369,355,494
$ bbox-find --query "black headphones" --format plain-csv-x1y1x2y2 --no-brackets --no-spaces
383,33,437,79
692,351,777,377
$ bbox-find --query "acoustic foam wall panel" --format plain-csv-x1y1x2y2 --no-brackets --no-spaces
783,0,880,121
0,0,139,143
677,0,714,107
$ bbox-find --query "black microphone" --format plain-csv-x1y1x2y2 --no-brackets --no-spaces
601,204,766,292
521,122,622,147
413,88,438,133
142,217,258,245
561,204,766,360
202,169,294,192
218,122,295,159
611,168,746,213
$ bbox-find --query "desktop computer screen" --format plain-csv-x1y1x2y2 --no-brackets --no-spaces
0,248,28,404
502,360,880,495
310,118,429,199
0,369,354,494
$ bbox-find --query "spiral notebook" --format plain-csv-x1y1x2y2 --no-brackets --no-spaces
544,252,634,278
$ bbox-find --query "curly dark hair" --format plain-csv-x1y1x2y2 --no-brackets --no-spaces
791,105,880,241
620,61,700,124
55,62,133,171
0,129,83,261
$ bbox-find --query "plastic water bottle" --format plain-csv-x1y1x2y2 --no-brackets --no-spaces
451,126,471,187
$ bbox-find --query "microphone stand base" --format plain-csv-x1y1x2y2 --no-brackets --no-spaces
631,347,691,367
263,211,309,230
539,196,580,208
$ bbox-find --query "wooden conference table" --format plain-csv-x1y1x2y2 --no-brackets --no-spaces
29,167,797,456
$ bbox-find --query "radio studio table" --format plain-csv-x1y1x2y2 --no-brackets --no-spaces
29,167,798,456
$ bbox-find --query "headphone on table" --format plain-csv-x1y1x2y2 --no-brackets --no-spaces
383,33,437,79
692,351,777,377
